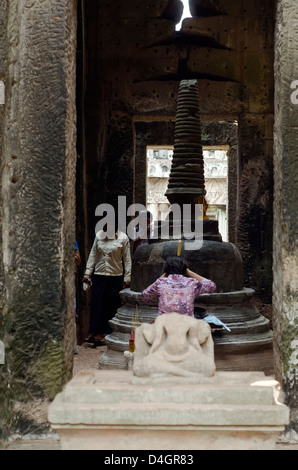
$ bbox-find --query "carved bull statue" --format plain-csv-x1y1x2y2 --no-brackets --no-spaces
132,312,216,382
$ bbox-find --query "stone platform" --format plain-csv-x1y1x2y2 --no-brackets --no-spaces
48,370,289,450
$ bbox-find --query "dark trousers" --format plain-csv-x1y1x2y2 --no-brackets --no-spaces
89,275,123,336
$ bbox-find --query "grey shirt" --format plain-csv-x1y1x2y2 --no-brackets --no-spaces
85,230,132,283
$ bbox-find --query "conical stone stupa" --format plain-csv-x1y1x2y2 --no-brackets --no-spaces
166,79,206,206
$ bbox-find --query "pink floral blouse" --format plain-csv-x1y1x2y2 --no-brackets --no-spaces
142,274,216,317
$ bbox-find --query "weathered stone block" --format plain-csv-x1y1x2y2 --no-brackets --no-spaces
96,0,180,19
190,0,275,18
181,16,244,49
188,48,241,83
273,1,298,432
197,79,244,115
48,369,289,450
0,0,77,438
237,114,273,296
129,58,179,81
96,18,175,54
181,16,274,51
123,80,179,115
189,0,225,17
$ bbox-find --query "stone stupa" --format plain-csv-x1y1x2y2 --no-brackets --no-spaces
98,80,273,373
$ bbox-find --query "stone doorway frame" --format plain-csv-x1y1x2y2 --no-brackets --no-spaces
1,0,297,440
134,120,238,244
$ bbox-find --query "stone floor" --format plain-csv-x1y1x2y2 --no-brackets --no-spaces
73,342,107,376
3,344,298,451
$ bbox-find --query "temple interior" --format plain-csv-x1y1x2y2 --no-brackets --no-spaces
0,0,297,443
76,0,275,342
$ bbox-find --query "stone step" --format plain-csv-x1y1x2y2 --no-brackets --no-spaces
61,370,276,406
48,370,289,433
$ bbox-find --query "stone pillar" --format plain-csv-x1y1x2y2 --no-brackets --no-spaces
0,0,77,439
273,0,298,437
200,121,238,244
0,0,9,441
105,111,134,209
237,113,274,301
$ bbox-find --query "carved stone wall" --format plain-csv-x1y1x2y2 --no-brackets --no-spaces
0,0,8,440
273,0,298,436
2,0,297,440
0,0,77,439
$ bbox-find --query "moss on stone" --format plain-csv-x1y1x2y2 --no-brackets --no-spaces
29,340,68,400
281,317,298,377
0,370,13,442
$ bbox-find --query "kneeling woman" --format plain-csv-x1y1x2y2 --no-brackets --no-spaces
142,256,216,317
142,256,230,331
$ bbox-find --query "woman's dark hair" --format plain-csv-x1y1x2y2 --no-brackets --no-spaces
164,256,188,276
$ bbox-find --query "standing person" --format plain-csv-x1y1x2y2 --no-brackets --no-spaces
83,221,131,347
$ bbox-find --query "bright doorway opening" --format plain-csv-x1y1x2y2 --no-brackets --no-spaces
146,146,229,241
176,0,192,30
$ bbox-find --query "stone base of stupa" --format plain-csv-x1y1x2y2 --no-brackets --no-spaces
98,288,274,375
48,370,289,450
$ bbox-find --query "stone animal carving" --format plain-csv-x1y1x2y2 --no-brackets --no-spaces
132,312,215,382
